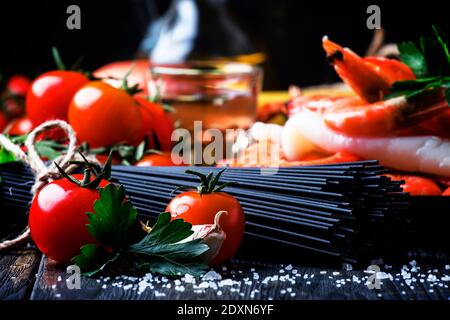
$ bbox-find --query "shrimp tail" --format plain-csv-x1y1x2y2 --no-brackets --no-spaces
323,37,415,103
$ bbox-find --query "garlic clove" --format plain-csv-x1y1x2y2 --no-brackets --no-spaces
178,211,227,264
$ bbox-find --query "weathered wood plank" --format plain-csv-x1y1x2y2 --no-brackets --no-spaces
0,248,41,300
30,256,450,300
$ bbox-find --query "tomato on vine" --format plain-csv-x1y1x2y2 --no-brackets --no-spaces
135,96,174,151
166,170,245,264
7,117,34,135
68,81,144,148
136,152,183,166
29,155,113,264
93,60,149,96
26,48,89,126
7,75,31,97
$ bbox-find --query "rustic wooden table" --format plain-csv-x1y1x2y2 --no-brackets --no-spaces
2,245,449,300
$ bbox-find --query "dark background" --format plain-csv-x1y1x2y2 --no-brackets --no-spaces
0,0,448,89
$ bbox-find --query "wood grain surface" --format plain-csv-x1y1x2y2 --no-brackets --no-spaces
29,256,450,300
0,248,41,300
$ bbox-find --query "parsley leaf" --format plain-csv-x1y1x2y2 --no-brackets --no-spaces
127,212,209,276
73,185,209,277
86,184,137,248
35,141,64,161
72,244,119,277
0,147,16,164
389,26,450,104
398,41,429,77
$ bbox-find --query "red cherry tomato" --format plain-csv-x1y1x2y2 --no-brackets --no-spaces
2,97,25,118
442,187,450,196
136,152,183,166
385,174,442,196
166,191,245,264
29,175,110,263
0,113,7,132
7,75,31,96
135,97,174,151
93,60,149,96
68,81,143,148
26,71,89,126
7,117,34,135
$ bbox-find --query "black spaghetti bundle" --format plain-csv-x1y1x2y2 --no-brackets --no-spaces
0,161,408,264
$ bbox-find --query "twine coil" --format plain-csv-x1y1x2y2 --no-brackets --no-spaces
0,120,97,250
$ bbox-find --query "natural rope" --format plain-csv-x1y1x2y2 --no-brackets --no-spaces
0,120,98,250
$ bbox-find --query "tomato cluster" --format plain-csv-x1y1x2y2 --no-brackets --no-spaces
1,57,177,165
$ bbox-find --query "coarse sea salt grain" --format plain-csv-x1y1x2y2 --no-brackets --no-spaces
427,275,437,282
155,291,166,297
209,282,218,290
441,276,450,282
175,286,185,292
182,274,195,284
376,272,391,280
285,264,293,271
202,270,222,281
219,279,234,287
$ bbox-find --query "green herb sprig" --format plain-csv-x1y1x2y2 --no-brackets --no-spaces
387,26,450,103
73,184,209,277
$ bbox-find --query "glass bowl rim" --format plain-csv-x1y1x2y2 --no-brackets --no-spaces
150,61,260,76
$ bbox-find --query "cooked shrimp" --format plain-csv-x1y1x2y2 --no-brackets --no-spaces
323,37,415,103
283,108,450,177
319,38,449,136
